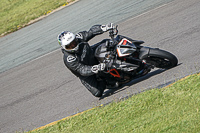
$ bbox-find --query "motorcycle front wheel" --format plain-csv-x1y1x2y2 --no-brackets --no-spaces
142,48,178,69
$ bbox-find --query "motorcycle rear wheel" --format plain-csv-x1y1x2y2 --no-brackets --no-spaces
142,49,178,69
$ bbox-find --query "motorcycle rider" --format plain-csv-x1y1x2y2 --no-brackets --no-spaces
57,23,149,97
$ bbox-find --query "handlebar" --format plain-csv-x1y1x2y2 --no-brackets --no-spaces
109,25,118,39
106,25,118,50
103,25,119,72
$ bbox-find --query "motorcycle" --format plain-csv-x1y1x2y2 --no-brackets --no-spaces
93,25,178,87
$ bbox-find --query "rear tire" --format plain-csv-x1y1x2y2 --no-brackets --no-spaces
142,49,178,69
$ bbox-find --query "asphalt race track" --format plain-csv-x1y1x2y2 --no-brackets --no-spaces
0,0,200,132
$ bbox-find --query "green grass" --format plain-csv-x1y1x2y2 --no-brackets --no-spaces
30,73,200,133
0,0,75,36
4,1,199,132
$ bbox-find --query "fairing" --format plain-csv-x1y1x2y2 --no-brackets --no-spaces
116,38,136,57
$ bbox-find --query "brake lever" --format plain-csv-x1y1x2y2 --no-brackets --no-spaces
114,25,118,35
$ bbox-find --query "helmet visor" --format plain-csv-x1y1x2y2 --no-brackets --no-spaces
65,39,77,50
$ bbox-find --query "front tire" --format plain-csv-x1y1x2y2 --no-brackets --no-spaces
142,48,178,69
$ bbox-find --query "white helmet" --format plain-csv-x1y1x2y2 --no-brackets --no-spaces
57,31,79,53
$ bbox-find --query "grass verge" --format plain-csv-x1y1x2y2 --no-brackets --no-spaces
30,73,200,133
0,0,75,37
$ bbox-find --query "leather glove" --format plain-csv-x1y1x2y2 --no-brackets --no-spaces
101,23,114,32
91,63,106,74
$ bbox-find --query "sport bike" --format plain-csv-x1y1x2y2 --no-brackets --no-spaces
93,25,178,87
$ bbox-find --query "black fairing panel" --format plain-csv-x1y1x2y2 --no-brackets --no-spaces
94,39,110,63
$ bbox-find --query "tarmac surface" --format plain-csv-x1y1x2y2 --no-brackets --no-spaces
0,0,200,132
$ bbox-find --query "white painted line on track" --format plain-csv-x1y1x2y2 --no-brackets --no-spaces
30,48,60,63
124,3,168,22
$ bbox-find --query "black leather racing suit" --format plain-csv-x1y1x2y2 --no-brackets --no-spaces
62,25,106,97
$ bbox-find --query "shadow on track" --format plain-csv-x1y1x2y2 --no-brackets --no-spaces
99,63,182,100
99,69,166,100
